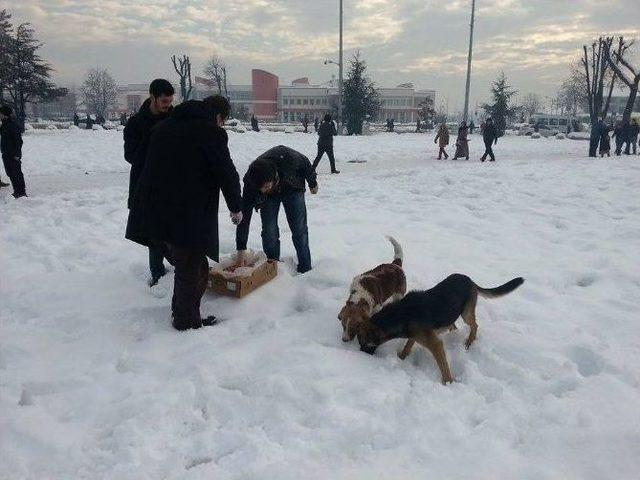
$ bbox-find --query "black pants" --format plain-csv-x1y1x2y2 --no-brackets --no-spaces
2,155,26,195
481,141,495,161
162,243,209,331
312,145,336,172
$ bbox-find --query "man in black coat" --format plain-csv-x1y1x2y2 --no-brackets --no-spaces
126,96,243,331
312,114,339,174
236,145,318,274
629,119,639,155
480,117,499,162
124,79,175,286
0,105,27,198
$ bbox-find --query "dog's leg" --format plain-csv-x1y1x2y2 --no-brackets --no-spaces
461,291,478,350
397,339,415,360
417,331,453,384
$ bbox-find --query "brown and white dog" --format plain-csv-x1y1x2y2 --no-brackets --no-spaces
338,236,407,342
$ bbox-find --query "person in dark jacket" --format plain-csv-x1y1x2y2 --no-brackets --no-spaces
612,121,624,155
312,114,339,173
622,120,633,155
469,120,476,134
124,79,175,286
251,115,260,132
599,122,611,157
0,105,27,198
302,115,309,133
125,95,243,331
236,146,318,274
453,121,469,160
73,113,80,127
480,117,498,162
314,117,319,132
627,119,639,155
85,114,93,130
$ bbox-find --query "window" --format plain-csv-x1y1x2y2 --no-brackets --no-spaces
283,98,288,105
303,99,308,105
549,118,559,126
310,99,315,105
559,119,567,126
296,98,302,105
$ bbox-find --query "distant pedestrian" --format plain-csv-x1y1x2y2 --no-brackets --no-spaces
599,122,611,157
303,115,309,133
626,119,638,155
0,105,27,198
73,112,80,127
612,121,624,155
123,79,175,286
469,120,475,134
251,115,260,132
314,117,319,132
416,118,421,132
480,117,498,162
312,114,339,174
434,122,449,159
85,114,93,130
453,121,469,160
120,112,128,126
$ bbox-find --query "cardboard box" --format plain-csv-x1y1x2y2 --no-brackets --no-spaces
209,260,278,298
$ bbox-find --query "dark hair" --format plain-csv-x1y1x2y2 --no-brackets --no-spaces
0,105,12,116
149,79,175,97
203,95,232,120
244,159,276,188
324,113,332,122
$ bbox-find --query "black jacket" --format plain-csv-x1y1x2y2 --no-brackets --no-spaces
482,123,498,144
317,120,337,148
236,145,317,250
0,117,23,159
123,99,171,208
125,100,242,251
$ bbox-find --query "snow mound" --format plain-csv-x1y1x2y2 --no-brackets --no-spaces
531,132,541,139
555,133,566,140
92,124,103,131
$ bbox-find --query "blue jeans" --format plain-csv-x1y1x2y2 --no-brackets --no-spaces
260,191,312,273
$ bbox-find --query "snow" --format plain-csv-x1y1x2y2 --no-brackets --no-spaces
1,130,640,479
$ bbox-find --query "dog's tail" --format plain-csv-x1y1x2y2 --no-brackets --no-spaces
476,277,524,298
386,235,403,267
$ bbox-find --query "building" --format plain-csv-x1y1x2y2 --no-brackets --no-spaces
608,95,640,116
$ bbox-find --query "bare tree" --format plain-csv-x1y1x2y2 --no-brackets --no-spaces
203,56,227,96
172,54,193,101
605,36,639,125
81,67,117,118
559,64,588,116
520,93,542,119
581,37,622,156
0,9,12,101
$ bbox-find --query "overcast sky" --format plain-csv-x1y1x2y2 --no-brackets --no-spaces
4,0,639,111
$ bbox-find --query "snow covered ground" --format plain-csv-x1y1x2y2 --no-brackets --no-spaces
1,129,639,479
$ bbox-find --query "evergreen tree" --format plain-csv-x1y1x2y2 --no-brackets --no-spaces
0,9,13,101
343,52,380,135
482,72,518,135
2,21,65,124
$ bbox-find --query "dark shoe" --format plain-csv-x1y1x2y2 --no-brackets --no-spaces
148,269,167,287
489,159,495,162
172,319,193,331
297,265,312,274
201,316,218,327
0,181,9,188
331,170,340,174
12,192,27,198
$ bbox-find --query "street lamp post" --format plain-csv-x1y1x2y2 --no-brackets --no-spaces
338,0,344,134
463,0,476,124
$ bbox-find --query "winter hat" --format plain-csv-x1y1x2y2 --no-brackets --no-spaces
0,105,12,116
244,159,276,189
324,113,332,122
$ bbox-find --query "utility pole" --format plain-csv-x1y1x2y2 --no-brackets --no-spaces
463,0,476,124
338,0,344,134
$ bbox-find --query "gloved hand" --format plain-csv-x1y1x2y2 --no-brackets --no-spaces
230,211,243,225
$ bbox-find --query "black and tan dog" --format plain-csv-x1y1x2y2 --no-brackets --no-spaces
357,273,524,384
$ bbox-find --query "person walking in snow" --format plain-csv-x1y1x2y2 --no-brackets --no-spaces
124,78,175,286
235,145,318,274
0,105,26,198
312,114,339,174
251,115,260,132
599,121,612,157
126,95,243,331
314,117,319,132
612,121,624,155
453,121,469,160
434,122,449,159
480,117,499,162
627,119,639,155
302,115,309,133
